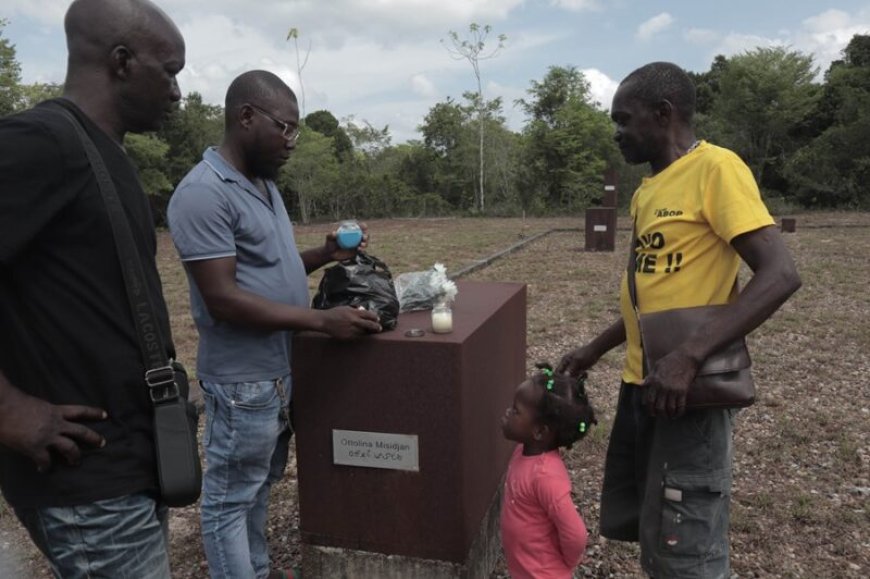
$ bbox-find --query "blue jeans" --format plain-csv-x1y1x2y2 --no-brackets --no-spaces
200,375,292,579
14,492,170,579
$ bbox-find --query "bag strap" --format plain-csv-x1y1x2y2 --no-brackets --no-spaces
626,218,644,331
626,219,639,314
626,218,650,376
54,106,179,404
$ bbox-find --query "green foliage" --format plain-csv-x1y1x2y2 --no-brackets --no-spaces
15,82,63,110
157,92,223,187
782,35,870,208
5,16,870,213
784,117,870,208
420,98,468,155
518,65,618,212
419,97,478,209
442,22,507,212
688,55,728,116
305,109,353,161
0,19,23,116
340,120,417,218
710,47,820,193
444,23,507,59
282,127,340,223
124,133,172,199
481,118,522,213
517,65,592,126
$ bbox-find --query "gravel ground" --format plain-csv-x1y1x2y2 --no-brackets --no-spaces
1,213,867,578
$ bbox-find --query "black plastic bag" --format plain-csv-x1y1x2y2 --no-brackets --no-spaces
312,252,400,330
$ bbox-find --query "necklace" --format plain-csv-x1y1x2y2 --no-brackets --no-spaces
686,140,701,154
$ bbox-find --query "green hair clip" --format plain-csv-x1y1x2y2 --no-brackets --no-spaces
541,367,555,391
578,421,587,434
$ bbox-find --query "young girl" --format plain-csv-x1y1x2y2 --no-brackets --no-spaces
500,362,597,579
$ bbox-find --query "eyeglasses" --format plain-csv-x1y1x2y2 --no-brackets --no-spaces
247,103,300,142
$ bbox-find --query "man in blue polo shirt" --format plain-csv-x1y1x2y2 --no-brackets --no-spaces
167,70,381,579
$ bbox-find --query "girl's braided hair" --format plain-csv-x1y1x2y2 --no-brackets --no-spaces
532,362,597,449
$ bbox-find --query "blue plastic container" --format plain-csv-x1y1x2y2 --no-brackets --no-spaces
336,220,363,250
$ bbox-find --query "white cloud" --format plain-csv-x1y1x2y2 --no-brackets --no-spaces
712,33,786,59
697,8,870,79
175,14,299,106
5,0,534,144
804,8,853,31
794,8,870,73
166,0,523,49
581,67,619,111
12,1,869,145
163,0,531,140
171,8,499,129
340,97,436,144
684,28,720,46
550,0,601,12
3,0,67,26
636,13,674,42
410,74,436,97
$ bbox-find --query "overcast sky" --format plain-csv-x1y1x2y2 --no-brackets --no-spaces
4,0,870,142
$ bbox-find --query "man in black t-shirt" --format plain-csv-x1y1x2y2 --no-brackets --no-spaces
0,0,186,576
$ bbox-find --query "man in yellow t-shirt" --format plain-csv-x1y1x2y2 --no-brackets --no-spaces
558,62,801,578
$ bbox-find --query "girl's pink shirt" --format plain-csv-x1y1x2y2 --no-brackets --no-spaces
500,445,588,579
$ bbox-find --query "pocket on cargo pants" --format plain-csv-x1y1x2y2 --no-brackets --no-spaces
659,469,730,557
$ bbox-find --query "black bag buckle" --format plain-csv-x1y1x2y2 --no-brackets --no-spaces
146,364,179,403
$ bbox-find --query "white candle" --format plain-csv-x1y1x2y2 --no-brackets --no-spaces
431,309,453,333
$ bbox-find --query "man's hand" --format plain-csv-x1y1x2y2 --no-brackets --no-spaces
557,345,600,378
324,222,370,262
0,387,106,472
318,306,382,339
641,347,700,418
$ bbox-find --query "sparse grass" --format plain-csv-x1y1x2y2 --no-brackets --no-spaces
790,494,816,523
2,212,869,578
837,435,861,467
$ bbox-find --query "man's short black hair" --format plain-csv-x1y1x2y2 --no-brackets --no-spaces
621,61,697,122
225,70,297,119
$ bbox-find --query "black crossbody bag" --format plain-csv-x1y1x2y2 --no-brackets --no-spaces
57,106,202,506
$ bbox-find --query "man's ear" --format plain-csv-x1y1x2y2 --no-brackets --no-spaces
111,45,134,80
238,104,255,130
654,99,674,126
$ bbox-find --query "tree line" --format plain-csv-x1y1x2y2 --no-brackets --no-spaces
3,18,869,223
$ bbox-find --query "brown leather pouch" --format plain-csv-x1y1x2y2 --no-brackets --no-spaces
640,305,755,409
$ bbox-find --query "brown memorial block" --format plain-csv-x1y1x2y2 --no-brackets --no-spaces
602,168,618,207
585,207,617,251
292,281,526,565
781,217,796,233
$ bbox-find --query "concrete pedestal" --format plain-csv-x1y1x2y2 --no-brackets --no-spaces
292,281,526,578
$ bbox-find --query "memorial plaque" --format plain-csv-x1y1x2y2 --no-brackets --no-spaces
332,429,419,471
